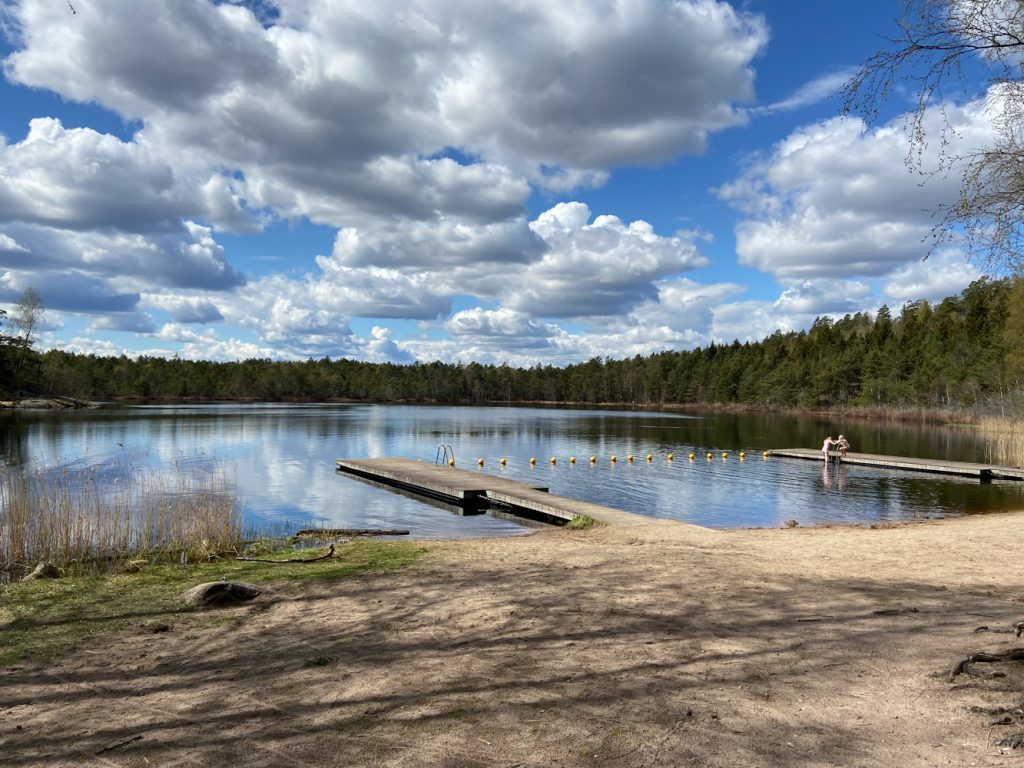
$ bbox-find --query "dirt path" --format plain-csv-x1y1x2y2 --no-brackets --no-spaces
4,514,1024,767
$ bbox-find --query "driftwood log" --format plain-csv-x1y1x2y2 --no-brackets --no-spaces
293,528,409,537
235,543,336,563
21,562,63,581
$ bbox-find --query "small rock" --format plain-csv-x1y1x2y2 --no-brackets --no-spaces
21,562,63,581
784,519,799,528
181,581,263,608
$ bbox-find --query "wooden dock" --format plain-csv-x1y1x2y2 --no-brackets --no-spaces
768,449,1024,481
335,458,658,527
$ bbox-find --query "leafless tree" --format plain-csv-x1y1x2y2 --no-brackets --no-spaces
843,0,1024,274
12,287,44,350
11,287,44,383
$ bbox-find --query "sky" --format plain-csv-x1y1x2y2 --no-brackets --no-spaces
0,0,999,366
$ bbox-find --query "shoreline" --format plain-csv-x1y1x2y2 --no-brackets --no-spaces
1,393,1006,427
3,513,1023,766
0,396,97,409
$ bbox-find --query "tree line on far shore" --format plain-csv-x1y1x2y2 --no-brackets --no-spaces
4,277,1024,413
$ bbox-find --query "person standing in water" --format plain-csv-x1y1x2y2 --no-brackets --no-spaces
822,435,836,462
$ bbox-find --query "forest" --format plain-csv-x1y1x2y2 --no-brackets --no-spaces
4,277,1024,413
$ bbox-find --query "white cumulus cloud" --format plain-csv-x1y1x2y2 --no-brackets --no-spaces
503,203,709,317
718,103,994,281
884,249,983,304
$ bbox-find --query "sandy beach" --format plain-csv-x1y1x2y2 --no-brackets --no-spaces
4,512,1024,767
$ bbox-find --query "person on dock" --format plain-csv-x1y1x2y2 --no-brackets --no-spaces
836,434,850,460
822,435,836,462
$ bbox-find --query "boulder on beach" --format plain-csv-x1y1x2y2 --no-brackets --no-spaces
182,581,263,608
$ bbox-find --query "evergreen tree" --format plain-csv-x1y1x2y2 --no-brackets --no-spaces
1004,278,1024,387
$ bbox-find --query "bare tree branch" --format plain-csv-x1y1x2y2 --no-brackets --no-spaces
843,0,1024,273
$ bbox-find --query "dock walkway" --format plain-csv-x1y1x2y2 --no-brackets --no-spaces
335,458,658,527
768,449,1024,480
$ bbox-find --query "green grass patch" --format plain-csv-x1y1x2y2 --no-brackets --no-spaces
0,539,426,668
565,514,604,530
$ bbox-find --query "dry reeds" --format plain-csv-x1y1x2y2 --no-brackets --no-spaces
976,416,1024,468
0,463,242,578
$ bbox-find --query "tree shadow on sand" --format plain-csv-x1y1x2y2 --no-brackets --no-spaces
2,535,1022,767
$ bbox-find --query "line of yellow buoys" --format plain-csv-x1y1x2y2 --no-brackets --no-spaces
463,451,770,468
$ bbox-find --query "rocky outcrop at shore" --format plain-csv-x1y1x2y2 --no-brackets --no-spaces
0,397,98,409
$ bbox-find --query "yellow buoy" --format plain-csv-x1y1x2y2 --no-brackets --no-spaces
589,455,596,463
500,457,507,466
448,459,455,467
550,457,557,465
610,455,617,462
530,457,536,465
646,454,653,462
722,453,728,460
739,452,745,459
706,452,713,459
688,453,695,461
667,453,674,461
763,451,769,458
627,454,634,463
478,458,484,466
569,456,576,464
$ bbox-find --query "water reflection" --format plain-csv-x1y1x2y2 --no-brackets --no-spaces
0,403,1022,536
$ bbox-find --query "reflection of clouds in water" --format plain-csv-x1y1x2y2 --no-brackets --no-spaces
7,405,1024,535
15,408,527,537
211,427,521,536
428,437,1022,530
689,455,818,528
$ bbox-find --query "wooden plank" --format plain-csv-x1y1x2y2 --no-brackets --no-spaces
767,449,1024,480
336,458,548,504
485,487,659,527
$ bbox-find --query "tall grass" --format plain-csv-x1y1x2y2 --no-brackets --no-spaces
977,416,1024,468
0,463,242,579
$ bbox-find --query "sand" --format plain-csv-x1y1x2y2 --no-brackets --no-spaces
4,512,1024,767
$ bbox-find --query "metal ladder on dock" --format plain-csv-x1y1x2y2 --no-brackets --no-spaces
435,444,455,466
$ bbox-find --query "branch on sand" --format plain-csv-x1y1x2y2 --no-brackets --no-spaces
950,647,1024,681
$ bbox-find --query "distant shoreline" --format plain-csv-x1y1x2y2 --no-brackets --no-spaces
0,397,98,410
0,394,999,426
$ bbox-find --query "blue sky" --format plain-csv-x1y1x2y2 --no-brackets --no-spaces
0,0,995,365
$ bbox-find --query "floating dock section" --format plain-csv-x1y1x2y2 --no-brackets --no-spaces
335,458,656,526
768,449,1024,481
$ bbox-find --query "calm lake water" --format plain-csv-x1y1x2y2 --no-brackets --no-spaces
2,403,1022,537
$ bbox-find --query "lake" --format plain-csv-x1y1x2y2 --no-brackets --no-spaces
1,403,1022,537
